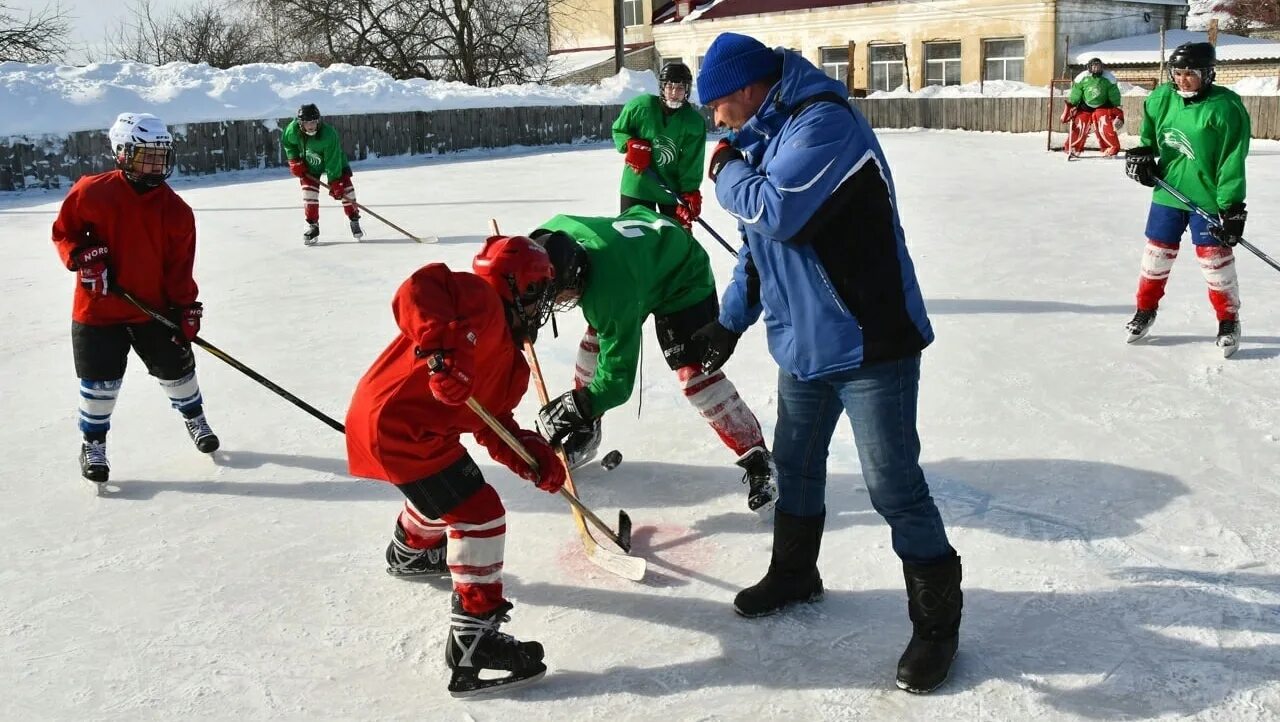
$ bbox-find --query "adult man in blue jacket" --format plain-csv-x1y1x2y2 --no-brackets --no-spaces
693,32,962,694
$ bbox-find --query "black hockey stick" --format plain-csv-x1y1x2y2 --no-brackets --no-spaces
1152,177,1280,274
117,289,346,433
643,169,739,258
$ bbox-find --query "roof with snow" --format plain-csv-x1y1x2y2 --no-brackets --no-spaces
653,0,872,24
1073,30,1280,65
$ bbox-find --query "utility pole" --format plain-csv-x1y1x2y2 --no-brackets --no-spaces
614,0,626,73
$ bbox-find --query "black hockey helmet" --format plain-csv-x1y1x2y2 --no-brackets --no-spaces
1168,42,1216,85
531,229,589,314
660,62,693,85
297,103,321,122
1087,57,1104,73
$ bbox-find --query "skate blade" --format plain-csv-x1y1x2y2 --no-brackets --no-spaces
384,566,449,579
1125,328,1151,344
448,665,546,697
82,476,110,495
1220,341,1240,358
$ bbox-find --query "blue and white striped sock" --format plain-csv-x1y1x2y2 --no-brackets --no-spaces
159,371,204,418
79,378,122,438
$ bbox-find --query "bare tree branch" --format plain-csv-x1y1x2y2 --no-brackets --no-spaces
0,1,70,63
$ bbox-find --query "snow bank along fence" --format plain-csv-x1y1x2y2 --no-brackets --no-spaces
850,96,1280,140
0,104,627,190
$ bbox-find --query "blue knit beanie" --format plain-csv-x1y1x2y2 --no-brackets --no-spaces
697,33,781,105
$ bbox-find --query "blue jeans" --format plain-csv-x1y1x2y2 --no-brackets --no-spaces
773,355,953,565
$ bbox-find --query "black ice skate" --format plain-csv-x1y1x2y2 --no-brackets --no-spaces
80,439,110,485
349,215,364,240
1217,319,1241,358
385,521,448,578
184,413,220,453
303,222,320,246
1125,308,1157,343
446,594,546,697
561,417,602,470
736,447,777,512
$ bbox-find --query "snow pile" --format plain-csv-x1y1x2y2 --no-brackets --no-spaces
0,61,658,136
1231,75,1280,94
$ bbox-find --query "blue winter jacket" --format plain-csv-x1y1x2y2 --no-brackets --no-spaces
716,49,933,380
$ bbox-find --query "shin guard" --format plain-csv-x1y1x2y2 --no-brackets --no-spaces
1196,244,1241,321
1136,239,1179,312
677,364,765,458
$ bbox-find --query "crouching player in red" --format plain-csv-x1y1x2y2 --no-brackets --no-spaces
345,235,567,696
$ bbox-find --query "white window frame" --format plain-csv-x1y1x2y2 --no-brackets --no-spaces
869,43,906,92
982,37,1025,82
924,41,961,87
622,0,644,27
820,46,850,84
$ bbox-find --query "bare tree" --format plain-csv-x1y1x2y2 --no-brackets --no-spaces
0,1,70,63
1217,0,1280,33
106,0,270,67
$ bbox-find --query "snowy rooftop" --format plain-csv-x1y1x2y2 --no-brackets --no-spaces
1073,30,1280,64
0,61,658,137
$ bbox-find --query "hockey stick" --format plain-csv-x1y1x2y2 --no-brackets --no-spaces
310,176,437,243
458,393,633,553
117,289,346,433
1152,177,1280,274
489,217,645,580
643,169,739,258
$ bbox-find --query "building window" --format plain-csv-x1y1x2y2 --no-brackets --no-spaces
924,41,961,86
820,46,850,84
622,0,644,27
869,43,906,92
983,38,1025,81
695,54,705,72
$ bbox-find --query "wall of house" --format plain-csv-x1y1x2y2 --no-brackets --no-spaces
550,0,654,52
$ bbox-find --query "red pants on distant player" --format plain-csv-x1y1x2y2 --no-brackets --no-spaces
1066,106,1123,156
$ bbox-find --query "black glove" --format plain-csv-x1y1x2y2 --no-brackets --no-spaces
538,388,595,447
707,139,744,183
692,320,741,374
1211,203,1247,247
1125,146,1160,188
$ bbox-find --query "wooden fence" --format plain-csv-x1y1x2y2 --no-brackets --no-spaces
3,95,1277,190
0,104,626,191
850,96,1280,139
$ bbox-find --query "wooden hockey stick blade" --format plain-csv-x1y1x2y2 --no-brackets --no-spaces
580,526,646,580
414,235,440,244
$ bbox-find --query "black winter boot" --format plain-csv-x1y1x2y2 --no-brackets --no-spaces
733,509,825,617
896,554,963,694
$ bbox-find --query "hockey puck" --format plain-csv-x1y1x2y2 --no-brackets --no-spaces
600,449,623,471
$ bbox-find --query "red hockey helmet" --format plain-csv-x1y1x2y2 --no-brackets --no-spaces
473,234,556,329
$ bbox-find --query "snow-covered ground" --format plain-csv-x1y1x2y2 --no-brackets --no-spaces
3,131,1280,720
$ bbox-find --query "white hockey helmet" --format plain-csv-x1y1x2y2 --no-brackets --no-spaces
108,112,175,187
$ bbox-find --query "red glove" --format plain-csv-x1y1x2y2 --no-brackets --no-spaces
328,177,348,200
707,139,743,182
176,302,202,342
423,322,476,406
288,158,308,178
624,138,652,173
1059,101,1076,124
675,190,702,228
72,243,110,298
477,422,566,493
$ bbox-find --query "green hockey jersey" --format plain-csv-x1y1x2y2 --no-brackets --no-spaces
1068,72,1121,109
611,95,707,203
282,120,350,180
537,206,716,414
1140,83,1251,213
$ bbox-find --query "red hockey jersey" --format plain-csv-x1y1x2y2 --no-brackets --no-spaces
345,264,531,483
51,170,198,325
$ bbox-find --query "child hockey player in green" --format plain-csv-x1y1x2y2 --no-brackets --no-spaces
282,103,363,245
1063,57,1124,156
530,206,776,511
1123,42,1251,357
612,62,706,229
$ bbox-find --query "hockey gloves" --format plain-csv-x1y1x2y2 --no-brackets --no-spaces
288,159,308,178
1211,203,1247,247
422,323,477,406
538,388,594,448
72,243,110,298
328,177,349,200
675,190,702,228
624,138,652,174
176,302,202,343
708,139,744,183
1125,147,1160,188
693,320,741,374
476,420,567,493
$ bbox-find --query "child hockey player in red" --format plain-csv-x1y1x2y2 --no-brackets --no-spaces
282,103,363,245
52,112,219,488
345,235,566,696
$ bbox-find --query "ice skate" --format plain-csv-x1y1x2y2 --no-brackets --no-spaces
1217,319,1240,358
349,215,364,240
446,594,546,697
1125,308,1157,343
80,439,109,487
385,522,448,578
184,413,220,453
736,447,777,513
303,222,320,245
